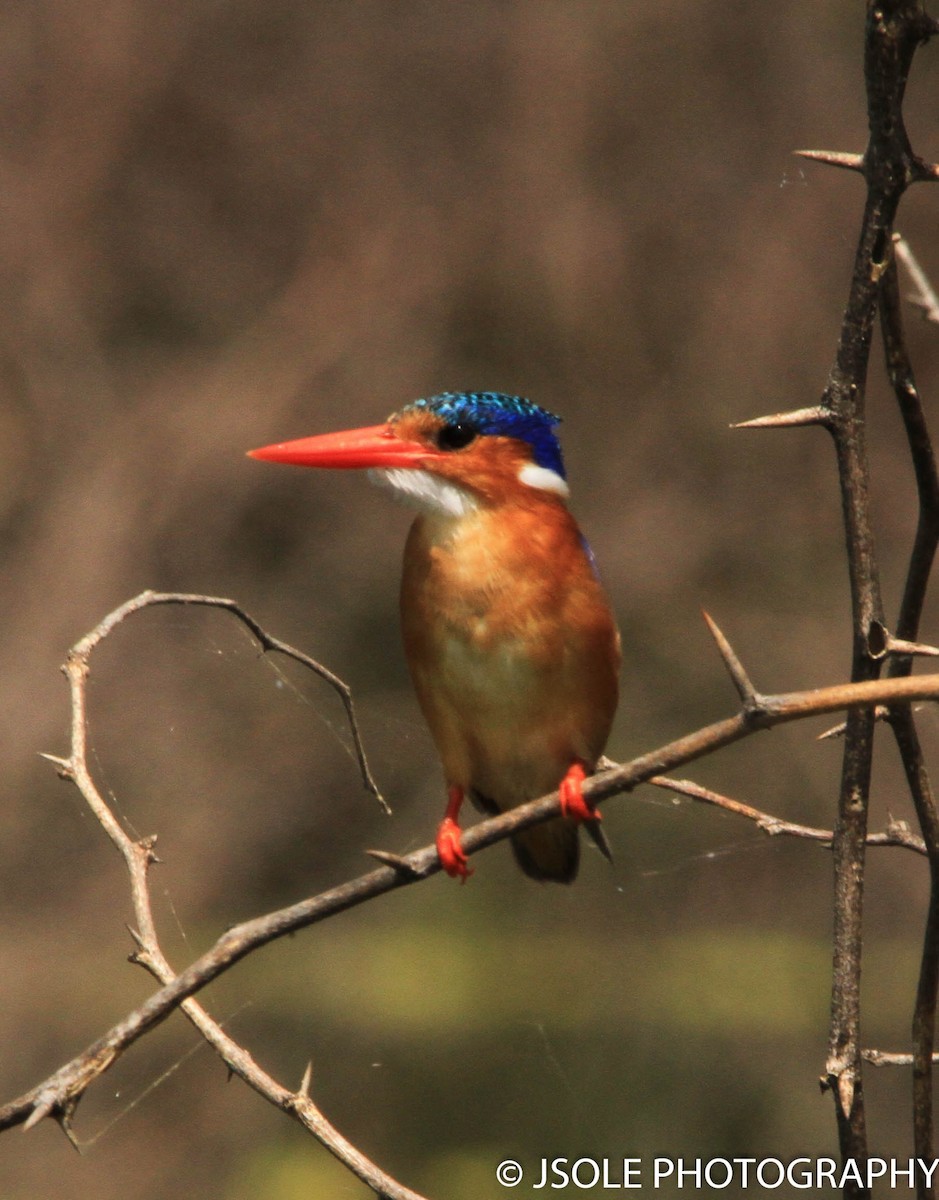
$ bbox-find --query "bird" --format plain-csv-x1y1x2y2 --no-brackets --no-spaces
249,391,620,883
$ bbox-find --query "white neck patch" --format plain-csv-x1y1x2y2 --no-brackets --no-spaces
518,462,570,498
370,468,479,518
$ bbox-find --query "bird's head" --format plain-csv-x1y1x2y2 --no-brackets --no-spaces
248,392,569,517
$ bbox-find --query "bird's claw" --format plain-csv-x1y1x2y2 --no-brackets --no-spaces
559,761,600,824
436,817,473,881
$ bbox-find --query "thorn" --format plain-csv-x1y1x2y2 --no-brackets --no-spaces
733,406,830,430
299,1060,313,1098
126,925,146,949
56,1105,81,1153
887,636,939,658
365,849,421,876
126,926,153,969
837,1071,855,1117
23,1091,56,1131
817,705,890,740
913,159,939,183
38,752,75,779
756,816,789,838
885,814,913,837
137,834,161,865
701,611,760,707
794,149,864,172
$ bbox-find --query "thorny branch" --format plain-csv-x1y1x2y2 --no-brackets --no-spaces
36,591,416,1199
751,3,939,1194
6,597,939,1200
648,776,928,857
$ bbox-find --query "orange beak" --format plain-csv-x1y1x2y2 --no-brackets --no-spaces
248,423,429,470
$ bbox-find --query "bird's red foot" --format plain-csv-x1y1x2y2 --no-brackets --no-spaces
437,785,473,881
559,761,600,823
436,817,472,881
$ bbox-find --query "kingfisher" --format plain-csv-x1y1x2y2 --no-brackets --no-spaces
249,392,620,883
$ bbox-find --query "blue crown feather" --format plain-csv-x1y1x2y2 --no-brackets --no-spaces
403,392,566,479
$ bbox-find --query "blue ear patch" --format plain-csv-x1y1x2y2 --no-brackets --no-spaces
403,392,566,479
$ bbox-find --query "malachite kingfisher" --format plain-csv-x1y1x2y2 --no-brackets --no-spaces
249,392,621,883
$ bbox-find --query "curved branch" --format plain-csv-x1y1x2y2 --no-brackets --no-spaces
35,590,414,1197
62,589,388,812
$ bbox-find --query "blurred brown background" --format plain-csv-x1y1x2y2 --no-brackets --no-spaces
2,3,939,1198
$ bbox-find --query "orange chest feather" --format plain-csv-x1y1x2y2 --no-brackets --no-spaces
400,502,620,687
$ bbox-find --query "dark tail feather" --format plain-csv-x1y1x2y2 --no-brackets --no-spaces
470,787,612,884
510,817,580,884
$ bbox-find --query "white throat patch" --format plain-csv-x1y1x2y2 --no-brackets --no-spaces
370,468,479,518
518,462,570,498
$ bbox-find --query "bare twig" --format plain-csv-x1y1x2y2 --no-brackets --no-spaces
67,590,388,812
648,776,927,855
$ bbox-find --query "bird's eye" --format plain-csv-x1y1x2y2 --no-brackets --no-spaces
436,422,478,451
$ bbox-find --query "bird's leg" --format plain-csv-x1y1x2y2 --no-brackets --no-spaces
437,785,473,881
559,761,600,823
